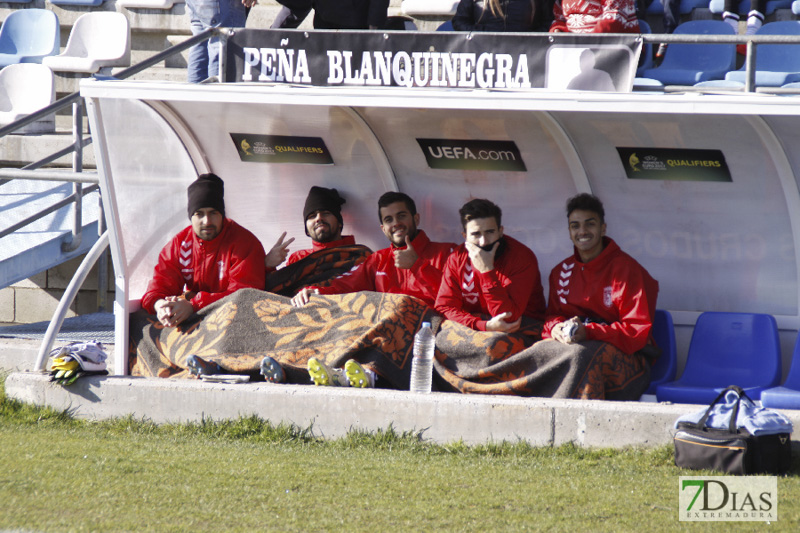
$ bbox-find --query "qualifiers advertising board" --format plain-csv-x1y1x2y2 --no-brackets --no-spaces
617,147,732,182
226,30,642,92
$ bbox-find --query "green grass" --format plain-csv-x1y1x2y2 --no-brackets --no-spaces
1,373,799,532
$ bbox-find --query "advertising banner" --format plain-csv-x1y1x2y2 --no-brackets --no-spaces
226,29,641,92
617,147,732,182
417,139,526,171
230,133,334,165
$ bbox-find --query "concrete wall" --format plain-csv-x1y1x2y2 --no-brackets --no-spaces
0,252,113,325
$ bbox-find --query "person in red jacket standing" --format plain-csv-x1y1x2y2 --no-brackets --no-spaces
542,193,658,388
435,198,546,332
141,173,266,330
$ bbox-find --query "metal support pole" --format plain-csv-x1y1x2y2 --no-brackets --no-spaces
62,100,84,253
745,42,757,93
34,231,110,372
96,196,108,312
219,29,228,83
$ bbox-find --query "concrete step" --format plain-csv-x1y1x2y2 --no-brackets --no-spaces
7,369,772,448
0,178,102,289
0,131,96,168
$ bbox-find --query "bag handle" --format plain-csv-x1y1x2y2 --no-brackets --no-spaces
696,385,750,432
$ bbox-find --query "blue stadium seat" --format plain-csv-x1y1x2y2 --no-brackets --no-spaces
656,312,782,404
710,0,792,15
3,0,34,4
724,21,800,87
648,0,713,15
645,310,678,395
638,20,737,85
679,0,714,14
760,333,800,409
437,20,454,31
0,9,60,69
49,0,105,6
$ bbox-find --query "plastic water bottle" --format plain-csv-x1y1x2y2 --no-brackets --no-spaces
410,321,435,393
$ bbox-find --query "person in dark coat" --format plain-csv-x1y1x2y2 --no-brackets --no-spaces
452,0,545,32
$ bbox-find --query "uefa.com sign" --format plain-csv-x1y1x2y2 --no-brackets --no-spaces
679,476,778,522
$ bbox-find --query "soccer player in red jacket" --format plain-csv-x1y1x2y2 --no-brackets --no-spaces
290,191,455,388
291,191,455,309
141,173,266,329
264,186,361,271
543,193,658,356
435,198,546,332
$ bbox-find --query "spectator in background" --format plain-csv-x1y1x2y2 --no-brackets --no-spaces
452,0,547,32
186,0,257,83
271,0,390,29
653,0,680,59
550,0,639,33
723,0,766,54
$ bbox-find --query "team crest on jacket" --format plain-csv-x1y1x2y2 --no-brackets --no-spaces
603,286,613,307
180,240,192,282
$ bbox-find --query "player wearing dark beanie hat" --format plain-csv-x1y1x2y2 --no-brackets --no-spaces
302,186,345,236
187,173,225,219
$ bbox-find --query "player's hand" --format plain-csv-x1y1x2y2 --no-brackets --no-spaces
155,298,194,327
291,287,319,307
393,235,419,269
552,316,584,344
465,241,497,273
485,311,521,333
265,232,295,269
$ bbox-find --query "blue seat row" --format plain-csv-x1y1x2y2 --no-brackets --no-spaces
651,309,800,409
637,20,800,90
655,312,782,404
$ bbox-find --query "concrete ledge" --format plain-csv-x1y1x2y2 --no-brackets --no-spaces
10,371,794,448
0,340,40,373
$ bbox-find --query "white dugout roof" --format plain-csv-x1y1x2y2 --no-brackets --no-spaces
81,79,800,375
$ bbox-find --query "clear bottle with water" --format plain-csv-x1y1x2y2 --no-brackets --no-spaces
410,321,435,393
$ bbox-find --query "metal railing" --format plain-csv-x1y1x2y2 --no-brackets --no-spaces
639,32,800,93
0,28,218,318
0,28,217,228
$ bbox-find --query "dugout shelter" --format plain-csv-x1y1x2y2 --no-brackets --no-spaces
82,30,800,377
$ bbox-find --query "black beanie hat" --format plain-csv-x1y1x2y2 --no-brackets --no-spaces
187,173,225,219
303,186,345,236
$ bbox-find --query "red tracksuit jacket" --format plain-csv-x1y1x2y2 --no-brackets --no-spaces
285,235,357,266
542,237,658,354
435,235,546,331
312,230,454,307
141,219,266,314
